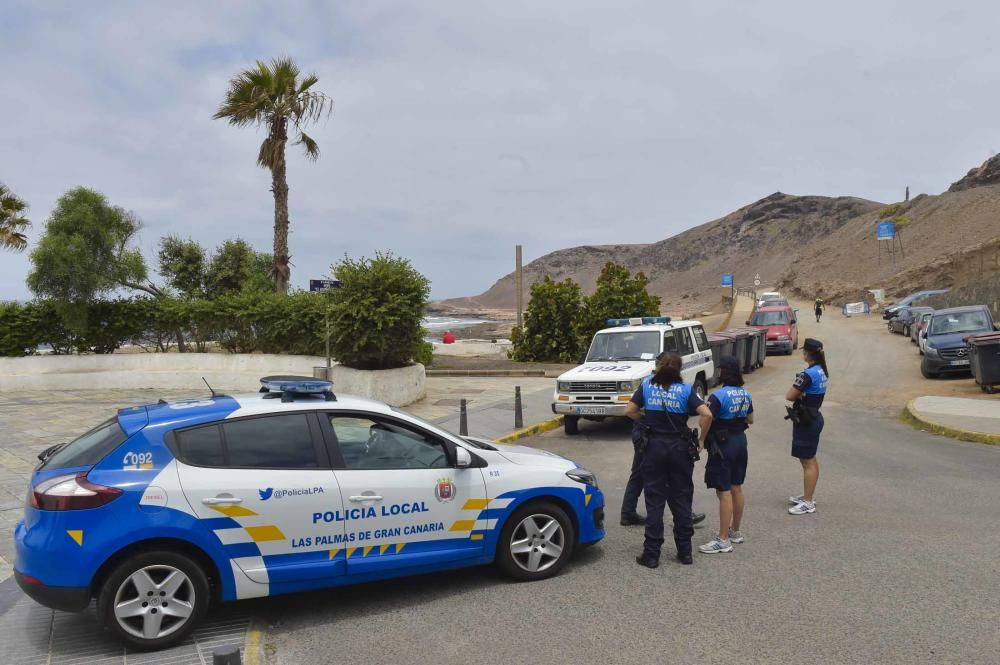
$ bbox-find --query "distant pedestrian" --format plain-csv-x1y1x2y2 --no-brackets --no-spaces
699,356,753,554
626,352,713,567
786,338,829,515
442,330,456,344
814,298,824,323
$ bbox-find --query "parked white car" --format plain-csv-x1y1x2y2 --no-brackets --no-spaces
551,317,715,435
757,291,783,308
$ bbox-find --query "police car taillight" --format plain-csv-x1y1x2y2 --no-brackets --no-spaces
31,472,123,511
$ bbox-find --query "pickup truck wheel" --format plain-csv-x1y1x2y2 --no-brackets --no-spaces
563,416,579,435
694,377,707,401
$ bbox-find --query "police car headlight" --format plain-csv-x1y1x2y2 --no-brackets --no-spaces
617,380,636,392
557,382,571,393
566,468,598,488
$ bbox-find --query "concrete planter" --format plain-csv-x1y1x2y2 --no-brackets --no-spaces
328,363,426,407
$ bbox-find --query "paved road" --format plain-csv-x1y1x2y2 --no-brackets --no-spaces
265,309,1000,665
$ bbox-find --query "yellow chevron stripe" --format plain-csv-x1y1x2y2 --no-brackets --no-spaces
363,546,374,557
461,498,491,511
346,547,357,559
244,525,285,542
66,530,83,546
585,494,592,506
329,549,340,560
450,520,476,531
470,534,484,541
211,505,259,517
395,543,406,554
379,544,391,555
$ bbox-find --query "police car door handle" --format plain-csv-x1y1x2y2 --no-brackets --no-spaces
349,494,383,502
202,495,243,505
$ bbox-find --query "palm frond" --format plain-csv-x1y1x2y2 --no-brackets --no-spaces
294,131,320,160
257,135,284,169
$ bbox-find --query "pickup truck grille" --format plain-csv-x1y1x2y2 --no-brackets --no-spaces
938,347,969,360
569,381,618,393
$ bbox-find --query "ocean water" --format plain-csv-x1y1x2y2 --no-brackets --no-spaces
422,316,487,331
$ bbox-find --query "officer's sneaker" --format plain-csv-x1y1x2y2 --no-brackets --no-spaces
728,530,745,544
698,537,734,554
788,495,817,505
788,500,816,515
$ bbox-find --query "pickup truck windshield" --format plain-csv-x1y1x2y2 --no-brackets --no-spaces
587,331,660,362
929,311,991,336
751,311,789,325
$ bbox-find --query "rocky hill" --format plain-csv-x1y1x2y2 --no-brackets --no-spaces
439,155,1000,316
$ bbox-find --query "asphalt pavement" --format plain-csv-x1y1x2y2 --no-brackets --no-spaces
265,308,1000,665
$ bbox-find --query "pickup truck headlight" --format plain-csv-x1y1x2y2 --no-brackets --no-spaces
617,380,636,392
557,382,571,393
566,468,598,488
775,334,791,341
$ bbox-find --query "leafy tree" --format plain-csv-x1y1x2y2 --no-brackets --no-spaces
0,182,31,252
27,187,161,302
158,236,207,298
214,58,332,294
574,263,661,350
205,239,272,297
509,276,582,363
327,253,430,369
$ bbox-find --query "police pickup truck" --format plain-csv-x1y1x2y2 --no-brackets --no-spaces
552,317,715,435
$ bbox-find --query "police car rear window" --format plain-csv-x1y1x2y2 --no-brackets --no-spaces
41,417,128,470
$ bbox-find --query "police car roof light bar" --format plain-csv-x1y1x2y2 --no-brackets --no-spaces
605,316,672,328
259,375,337,402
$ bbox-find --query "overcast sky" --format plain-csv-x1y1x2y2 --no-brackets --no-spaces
2,1,998,301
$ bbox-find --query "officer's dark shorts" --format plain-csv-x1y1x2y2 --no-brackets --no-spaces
704,431,748,491
791,412,824,459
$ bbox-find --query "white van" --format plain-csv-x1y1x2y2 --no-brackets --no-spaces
551,317,715,435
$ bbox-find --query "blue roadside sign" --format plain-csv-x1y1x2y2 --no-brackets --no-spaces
721,273,733,287
876,221,896,241
309,279,342,292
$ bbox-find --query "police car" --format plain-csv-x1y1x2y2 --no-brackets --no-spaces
14,377,605,650
552,317,715,435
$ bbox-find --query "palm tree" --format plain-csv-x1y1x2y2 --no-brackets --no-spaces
214,58,332,294
0,182,30,252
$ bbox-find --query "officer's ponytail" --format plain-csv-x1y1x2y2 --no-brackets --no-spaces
651,352,683,388
807,348,830,378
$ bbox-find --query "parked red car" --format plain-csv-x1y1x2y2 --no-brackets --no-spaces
748,305,799,355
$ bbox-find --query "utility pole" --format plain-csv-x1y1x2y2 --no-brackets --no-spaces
905,185,910,202
515,245,523,329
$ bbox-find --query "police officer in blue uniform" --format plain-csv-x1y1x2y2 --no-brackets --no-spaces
785,338,829,515
626,352,713,567
621,355,706,528
699,356,753,554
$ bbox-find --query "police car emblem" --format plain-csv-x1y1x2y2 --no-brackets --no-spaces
435,478,456,502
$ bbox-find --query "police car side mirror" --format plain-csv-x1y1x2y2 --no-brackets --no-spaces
455,447,473,468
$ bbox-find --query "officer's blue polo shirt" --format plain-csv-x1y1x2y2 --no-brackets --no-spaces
708,386,753,431
793,364,827,409
631,378,704,436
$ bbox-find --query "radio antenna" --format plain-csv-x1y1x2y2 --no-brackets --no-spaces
202,377,217,398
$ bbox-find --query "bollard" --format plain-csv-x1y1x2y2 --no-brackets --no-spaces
459,399,468,436
514,386,523,429
213,646,242,665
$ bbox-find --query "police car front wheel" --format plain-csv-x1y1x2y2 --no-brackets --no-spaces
497,502,576,581
97,551,209,651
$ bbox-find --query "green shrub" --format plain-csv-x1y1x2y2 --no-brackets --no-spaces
509,276,582,363
574,262,661,350
414,339,434,367
327,253,431,369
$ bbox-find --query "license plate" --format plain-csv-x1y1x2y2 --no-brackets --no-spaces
576,406,606,415
950,359,970,366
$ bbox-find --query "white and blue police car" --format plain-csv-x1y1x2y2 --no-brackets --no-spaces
15,377,605,650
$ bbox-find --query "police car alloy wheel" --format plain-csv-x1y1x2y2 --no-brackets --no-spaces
496,501,575,581
97,551,209,651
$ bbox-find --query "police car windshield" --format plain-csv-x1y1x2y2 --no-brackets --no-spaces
929,311,991,335
751,311,789,325
586,331,660,361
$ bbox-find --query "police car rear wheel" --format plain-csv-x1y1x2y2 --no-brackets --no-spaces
497,502,575,581
97,551,209,651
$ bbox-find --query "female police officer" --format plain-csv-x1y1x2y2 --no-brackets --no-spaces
626,352,712,567
699,356,753,554
786,338,829,515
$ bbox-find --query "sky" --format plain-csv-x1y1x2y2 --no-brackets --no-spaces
2,1,999,302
